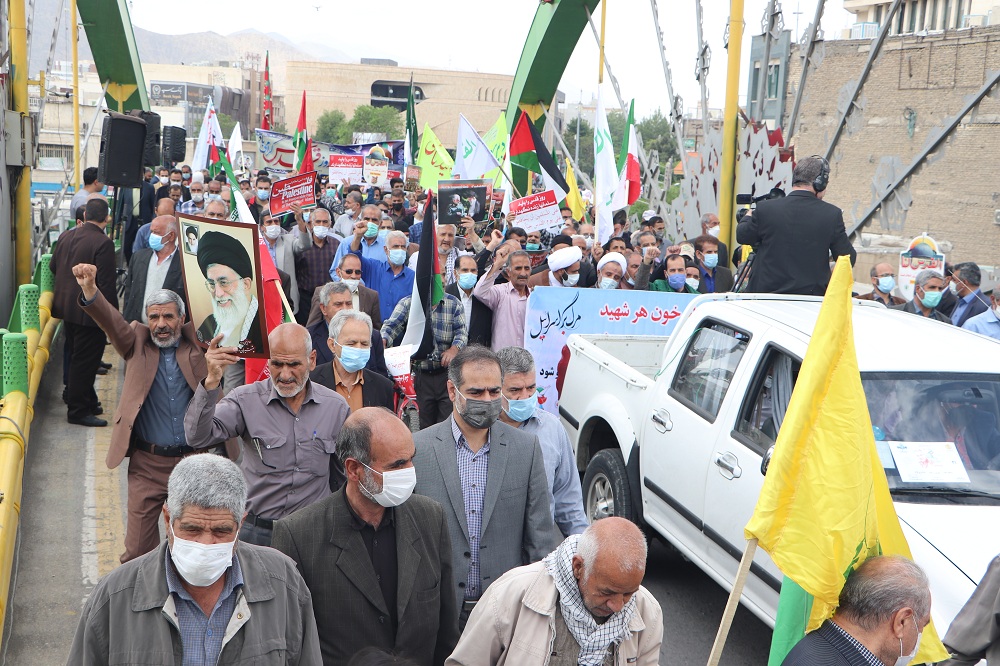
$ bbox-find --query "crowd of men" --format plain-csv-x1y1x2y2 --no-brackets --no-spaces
51,154,1000,665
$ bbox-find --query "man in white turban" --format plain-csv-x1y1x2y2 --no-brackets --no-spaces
528,245,584,288
595,252,627,290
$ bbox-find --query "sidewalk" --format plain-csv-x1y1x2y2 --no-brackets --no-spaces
2,331,128,663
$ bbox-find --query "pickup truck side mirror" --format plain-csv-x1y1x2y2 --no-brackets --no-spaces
761,446,775,476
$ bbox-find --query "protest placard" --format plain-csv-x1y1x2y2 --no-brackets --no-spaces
524,287,696,413
404,165,422,192
898,234,945,301
177,215,270,358
386,168,402,183
328,155,363,185
509,190,562,233
438,178,492,225
268,171,317,216
489,189,505,217
256,128,405,173
363,156,389,185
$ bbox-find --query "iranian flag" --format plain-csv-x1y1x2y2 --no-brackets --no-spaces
261,51,273,130
616,99,641,206
509,112,569,201
400,194,444,360
293,91,308,172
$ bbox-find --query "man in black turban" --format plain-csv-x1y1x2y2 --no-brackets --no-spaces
195,231,263,353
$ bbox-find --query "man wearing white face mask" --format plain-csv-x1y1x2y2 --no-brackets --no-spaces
293,206,340,326
272,408,459,665
310,310,393,411
67,454,323,664
260,210,300,314
781,555,932,666
962,289,1000,341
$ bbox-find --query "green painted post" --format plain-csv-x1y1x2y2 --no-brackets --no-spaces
18,285,39,332
39,254,55,293
0,329,6,391
2,333,29,398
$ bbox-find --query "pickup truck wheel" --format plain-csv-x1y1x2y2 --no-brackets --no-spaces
583,449,633,523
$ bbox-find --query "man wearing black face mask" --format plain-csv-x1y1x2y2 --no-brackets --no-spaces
389,187,413,232
413,345,557,630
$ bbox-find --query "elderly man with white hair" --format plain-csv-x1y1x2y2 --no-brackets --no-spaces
67,454,322,664
447,517,662,665
594,252,627,290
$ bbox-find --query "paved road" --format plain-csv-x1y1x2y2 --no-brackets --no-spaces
646,539,773,665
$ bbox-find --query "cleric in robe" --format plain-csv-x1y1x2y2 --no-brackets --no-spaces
195,231,264,354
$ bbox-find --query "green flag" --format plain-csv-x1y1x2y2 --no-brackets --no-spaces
405,75,418,165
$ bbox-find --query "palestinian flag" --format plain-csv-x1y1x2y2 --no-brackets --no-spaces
209,142,239,190
616,100,641,206
261,51,273,130
400,194,444,360
300,138,315,175
510,112,569,201
293,91,308,172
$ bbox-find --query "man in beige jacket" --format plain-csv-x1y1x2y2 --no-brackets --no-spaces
447,517,662,666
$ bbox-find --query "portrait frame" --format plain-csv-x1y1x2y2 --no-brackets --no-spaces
177,213,270,358
437,178,493,225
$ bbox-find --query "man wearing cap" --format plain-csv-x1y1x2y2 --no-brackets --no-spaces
195,231,264,354
594,252,627,290
529,245,584,288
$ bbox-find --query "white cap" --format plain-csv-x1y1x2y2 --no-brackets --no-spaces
548,246,583,271
597,252,627,275
642,209,656,221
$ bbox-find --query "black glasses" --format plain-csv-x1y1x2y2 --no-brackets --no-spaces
340,269,362,276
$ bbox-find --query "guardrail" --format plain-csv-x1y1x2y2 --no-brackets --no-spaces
0,254,59,637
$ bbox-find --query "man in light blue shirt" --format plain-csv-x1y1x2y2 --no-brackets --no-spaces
329,204,387,278
962,291,1000,341
496,345,589,537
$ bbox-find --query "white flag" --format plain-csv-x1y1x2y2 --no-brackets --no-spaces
192,97,225,172
452,114,501,179
227,122,244,172
593,89,619,246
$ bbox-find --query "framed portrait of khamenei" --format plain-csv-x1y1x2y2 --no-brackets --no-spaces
177,214,270,358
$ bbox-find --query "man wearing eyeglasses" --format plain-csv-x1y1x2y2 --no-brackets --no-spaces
858,262,905,306
305,253,383,332
194,231,263,355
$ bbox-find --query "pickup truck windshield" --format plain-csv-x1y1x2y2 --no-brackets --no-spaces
863,373,1000,502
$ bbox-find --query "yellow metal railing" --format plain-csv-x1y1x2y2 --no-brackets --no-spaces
0,254,59,636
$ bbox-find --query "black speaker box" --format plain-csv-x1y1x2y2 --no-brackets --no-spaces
128,109,161,168
97,112,147,188
161,126,187,164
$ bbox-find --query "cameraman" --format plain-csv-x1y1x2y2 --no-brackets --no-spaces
736,156,856,296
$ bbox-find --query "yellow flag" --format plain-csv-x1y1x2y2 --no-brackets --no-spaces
744,256,950,664
564,158,586,221
415,123,454,191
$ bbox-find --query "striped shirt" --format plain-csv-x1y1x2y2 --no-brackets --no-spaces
452,417,490,599
827,621,883,666
381,294,467,372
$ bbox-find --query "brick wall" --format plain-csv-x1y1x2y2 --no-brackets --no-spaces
784,25,1000,271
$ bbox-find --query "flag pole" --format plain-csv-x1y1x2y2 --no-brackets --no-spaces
598,0,607,84
706,538,758,666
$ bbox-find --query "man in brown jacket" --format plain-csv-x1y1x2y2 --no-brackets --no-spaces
51,198,117,426
73,263,239,563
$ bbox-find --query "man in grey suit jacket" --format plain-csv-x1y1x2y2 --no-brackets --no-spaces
412,345,557,626
273,408,458,666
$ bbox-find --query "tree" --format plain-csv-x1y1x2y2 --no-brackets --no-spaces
216,112,238,139
637,109,679,168
315,109,350,144
347,105,404,140
562,117,594,178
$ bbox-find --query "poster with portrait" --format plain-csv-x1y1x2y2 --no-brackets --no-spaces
177,214,270,358
437,178,492,225
363,156,389,186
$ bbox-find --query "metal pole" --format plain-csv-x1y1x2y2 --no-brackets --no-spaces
694,0,712,136
823,0,903,161
785,0,826,141
71,0,80,190
648,0,688,177
598,0,608,83
753,0,779,122
11,0,33,286
718,0,745,253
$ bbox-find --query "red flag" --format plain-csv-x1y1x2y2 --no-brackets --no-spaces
300,138,315,175
262,51,272,130
244,234,285,384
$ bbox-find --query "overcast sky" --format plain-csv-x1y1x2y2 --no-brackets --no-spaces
127,0,856,122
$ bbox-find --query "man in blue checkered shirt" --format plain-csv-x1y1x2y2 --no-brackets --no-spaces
381,291,467,429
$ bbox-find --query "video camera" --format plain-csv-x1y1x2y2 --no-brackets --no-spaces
735,187,785,222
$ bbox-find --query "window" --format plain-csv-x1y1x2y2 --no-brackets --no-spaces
735,348,802,456
897,3,906,32
38,143,74,172
942,0,951,28
751,65,761,106
909,1,919,31
875,4,883,25
929,0,938,29
766,63,781,100
670,321,750,422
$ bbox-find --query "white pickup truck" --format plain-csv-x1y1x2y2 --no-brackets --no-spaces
558,293,1000,642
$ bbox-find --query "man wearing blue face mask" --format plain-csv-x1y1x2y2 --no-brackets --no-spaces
346,217,414,322
447,254,493,347
496,346,588,539
639,253,700,293
859,262,905,306
693,234,734,294
330,204,390,276
892,269,951,323
123,215,188,324
310,310,393,411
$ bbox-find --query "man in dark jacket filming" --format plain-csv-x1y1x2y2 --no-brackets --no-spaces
737,155,856,296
